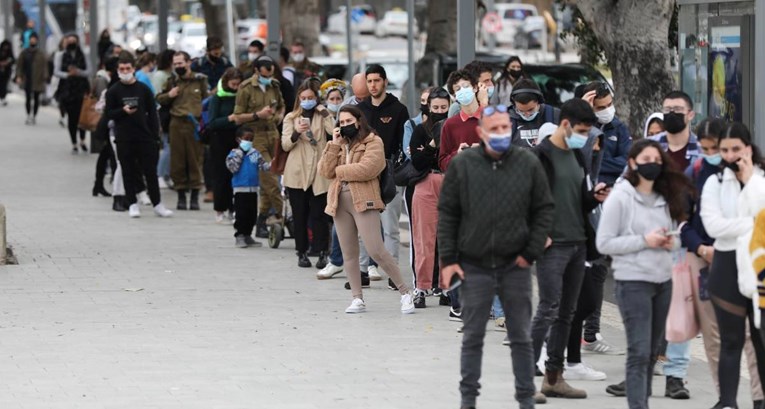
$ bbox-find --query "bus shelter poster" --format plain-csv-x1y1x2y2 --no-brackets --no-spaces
708,26,743,122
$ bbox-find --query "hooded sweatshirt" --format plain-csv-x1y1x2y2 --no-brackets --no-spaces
358,92,409,159
643,112,664,138
596,179,679,283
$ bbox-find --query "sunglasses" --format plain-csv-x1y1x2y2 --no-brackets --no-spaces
482,104,509,117
429,88,451,100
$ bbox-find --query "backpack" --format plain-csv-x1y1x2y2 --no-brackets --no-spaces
692,157,704,181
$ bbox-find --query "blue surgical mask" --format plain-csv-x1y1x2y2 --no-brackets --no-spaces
565,132,588,150
487,132,512,153
240,140,253,151
455,87,475,106
300,99,317,110
487,86,495,98
516,109,539,122
258,76,272,86
703,153,722,166
327,103,341,113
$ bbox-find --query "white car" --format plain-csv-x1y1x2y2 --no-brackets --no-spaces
236,19,268,52
374,10,418,38
360,57,408,100
178,23,208,59
480,3,538,47
326,5,377,34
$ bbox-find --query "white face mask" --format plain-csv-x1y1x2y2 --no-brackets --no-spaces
118,72,134,83
292,53,305,63
596,105,615,125
248,52,259,62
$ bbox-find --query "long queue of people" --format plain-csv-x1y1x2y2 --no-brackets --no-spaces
4,29,765,409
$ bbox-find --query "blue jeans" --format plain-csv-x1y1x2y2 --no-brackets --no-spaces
616,280,672,409
460,262,536,409
157,132,170,178
492,295,505,319
663,341,690,378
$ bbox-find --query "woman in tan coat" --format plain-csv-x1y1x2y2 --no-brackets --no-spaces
282,81,336,268
318,105,415,314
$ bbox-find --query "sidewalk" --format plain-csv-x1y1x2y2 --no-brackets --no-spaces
0,94,749,408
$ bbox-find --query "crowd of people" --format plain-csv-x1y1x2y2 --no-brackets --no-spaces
2,28,765,409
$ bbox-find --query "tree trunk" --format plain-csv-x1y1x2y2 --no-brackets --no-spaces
576,0,676,138
200,0,229,52
279,0,321,57
415,0,458,86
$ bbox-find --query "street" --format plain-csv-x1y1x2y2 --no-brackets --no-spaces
0,93,750,408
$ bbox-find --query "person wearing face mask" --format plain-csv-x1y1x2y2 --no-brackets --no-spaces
408,87,450,308
318,105,416,315
15,34,47,125
282,81,336,268
0,40,15,107
206,68,245,224
447,60,492,118
580,81,631,185
238,40,265,80
701,122,765,409
530,99,608,400
156,51,211,211
226,127,267,248
509,79,560,148
289,41,321,86
438,103,555,409
439,69,483,173
105,53,173,219
402,87,432,160
319,79,346,119
53,34,92,153
233,55,285,237
597,139,693,409
650,91,700,173
644,113,665,138
493,55,526,106
190,37,233,92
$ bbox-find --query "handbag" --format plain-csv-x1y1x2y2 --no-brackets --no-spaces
379,159,397,204
666,259,700,342
393,150,428,187
78,94,101,132
270,136,288,175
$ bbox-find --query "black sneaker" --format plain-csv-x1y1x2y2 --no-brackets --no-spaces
413,291,426,309
449,307,462,322
665,376,690,399
535,367,544,377
439,293,451,306
388,278,398,291
606,380,626,397
344,272,370,289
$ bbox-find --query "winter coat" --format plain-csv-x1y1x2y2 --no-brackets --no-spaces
281,107,335,194
16,48,48,92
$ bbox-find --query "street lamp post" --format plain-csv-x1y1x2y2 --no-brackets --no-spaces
158,0,168,53
406,0,416,116
225,0,236,63
266,0,279,60
457,0,475,68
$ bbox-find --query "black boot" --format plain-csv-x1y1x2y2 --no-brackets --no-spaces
177,190,188,210
665,376,689,399
189,189,200,210
255,214,269,238
92,181,111,197
112,196,127,212
298,252,312,268
315,252,328,269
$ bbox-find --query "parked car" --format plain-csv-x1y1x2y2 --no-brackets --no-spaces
480,3,538,47
165,21,184,50
374,10,418,38
236,19,268,52
177,23,207,59
326,5,377,34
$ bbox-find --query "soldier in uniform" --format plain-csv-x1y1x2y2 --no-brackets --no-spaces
156,51,210,210
233,55,285,237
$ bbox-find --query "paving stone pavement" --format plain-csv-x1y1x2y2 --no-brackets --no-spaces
0,94,754,408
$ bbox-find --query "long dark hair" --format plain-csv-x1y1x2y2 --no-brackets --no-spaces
625,139,695,222
718,122,765,168
695,118,725,142
337,105,374,141
499,55,524,83
425,87,450,130
0,40,12,59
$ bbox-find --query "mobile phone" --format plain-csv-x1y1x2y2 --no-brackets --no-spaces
664,229,681,236
596,182,613,194
300,117,310,126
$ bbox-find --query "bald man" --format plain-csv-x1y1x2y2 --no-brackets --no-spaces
340,73,370,108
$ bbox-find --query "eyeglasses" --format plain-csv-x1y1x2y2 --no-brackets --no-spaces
662,106,688,114
482,104,509,117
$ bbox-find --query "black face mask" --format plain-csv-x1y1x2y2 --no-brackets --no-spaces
509,69,522,78
429,112,447,124
174,67,187,77
209,55,221,63
663,112,687,134
340,124,359,139
635,163,662,181
722,159,740,172
420,104,429,115
66,43,77,52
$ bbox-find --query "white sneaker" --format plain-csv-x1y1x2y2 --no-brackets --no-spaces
317,263,343,279
157,177,169,189
128,203,141,218
345,298,366,313
137,191,152,206
582,333,626,355
400,292,415,314
564,362,607,381
368,265,382,281
215,212,225,224
153,203,173,217
537,343,548,375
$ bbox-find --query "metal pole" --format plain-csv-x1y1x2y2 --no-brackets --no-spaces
158,0,168,52
756,0,765,148
89,0,98,70
38,0,47,52
345,0,353,82
486,0,496,53
457,0,475,68
266,0,279,60
2,0,12,43
225,0,236,63
405,0,415,116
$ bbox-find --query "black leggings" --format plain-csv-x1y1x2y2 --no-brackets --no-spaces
25,89,40,116
567,262,607,364
0,72,10,99
95,141,116,186
65,97,86,145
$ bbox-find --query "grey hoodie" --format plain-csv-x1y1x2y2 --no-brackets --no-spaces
596,179,679,283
